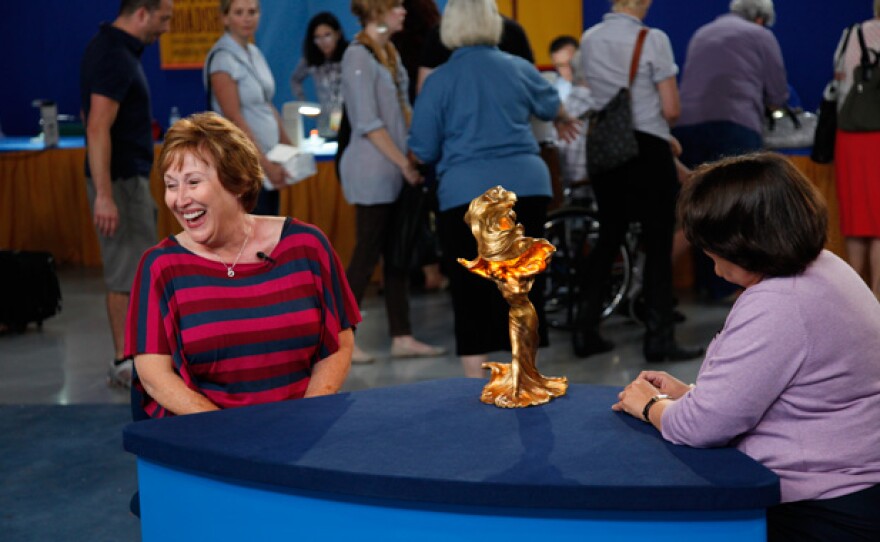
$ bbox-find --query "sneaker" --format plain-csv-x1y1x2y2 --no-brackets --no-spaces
107,357,133,389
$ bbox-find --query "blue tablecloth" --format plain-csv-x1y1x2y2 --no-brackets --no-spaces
124,378,779,512
0,136,85,151
0,136,337,161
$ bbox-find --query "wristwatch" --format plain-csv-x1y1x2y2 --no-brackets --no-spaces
641,394,670,423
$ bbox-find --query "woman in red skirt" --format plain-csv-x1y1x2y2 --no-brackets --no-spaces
834,2,880,299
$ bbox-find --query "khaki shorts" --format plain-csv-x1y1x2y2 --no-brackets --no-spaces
86,175,157,292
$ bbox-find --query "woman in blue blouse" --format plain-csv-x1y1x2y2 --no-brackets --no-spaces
408,0,577,377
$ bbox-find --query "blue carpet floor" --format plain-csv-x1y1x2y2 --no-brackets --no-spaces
0,405,141,541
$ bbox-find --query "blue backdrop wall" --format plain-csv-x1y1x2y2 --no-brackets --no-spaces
0,0,871,136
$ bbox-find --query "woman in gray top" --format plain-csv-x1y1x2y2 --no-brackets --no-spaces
339,0,444,364
205,0,291,216
573,0,701,363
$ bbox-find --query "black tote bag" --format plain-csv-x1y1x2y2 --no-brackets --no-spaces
839,25,880,132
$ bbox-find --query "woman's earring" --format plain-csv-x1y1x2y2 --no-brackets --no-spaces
376,23,389,34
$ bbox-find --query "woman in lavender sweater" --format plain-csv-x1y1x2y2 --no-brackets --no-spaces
614,152,880,541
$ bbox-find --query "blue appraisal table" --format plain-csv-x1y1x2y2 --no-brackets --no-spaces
123,378,779,541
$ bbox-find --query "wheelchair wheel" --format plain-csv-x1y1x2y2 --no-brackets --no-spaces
542,207,631,330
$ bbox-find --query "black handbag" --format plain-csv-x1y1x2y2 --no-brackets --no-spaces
586,28,648,177
839,24,880,132
810,82,840,163
385,184,434,272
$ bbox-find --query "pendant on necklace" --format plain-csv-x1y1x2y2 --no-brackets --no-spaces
227,268,235,278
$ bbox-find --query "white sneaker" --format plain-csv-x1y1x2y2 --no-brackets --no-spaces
107,358,133,389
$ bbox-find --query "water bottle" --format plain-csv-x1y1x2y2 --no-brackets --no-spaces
168,106,181,129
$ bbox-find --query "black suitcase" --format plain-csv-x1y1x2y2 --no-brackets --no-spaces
0,250,63,332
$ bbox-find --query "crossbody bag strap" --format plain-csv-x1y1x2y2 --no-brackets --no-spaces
856,24,870,66
628,28,649,88
854,24,880,76
836,24,856,67
205,46,271,109
204,49,219,111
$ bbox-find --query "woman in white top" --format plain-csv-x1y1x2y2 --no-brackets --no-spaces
204,0,291,216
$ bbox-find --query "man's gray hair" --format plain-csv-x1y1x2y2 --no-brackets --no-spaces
730,0,776,27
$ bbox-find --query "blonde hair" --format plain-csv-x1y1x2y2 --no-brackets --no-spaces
159,113,263,212
220,0,260,15
440,0,503,50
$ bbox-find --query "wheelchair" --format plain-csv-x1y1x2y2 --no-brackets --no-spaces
542,195,645,330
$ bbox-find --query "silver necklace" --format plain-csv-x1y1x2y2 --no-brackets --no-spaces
215,229,250,278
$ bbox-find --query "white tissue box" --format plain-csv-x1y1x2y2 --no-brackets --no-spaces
266,144,317,185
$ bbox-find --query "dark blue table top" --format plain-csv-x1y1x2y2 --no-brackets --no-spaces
123,378,779,511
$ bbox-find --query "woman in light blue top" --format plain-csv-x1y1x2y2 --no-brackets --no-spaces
408,0,577,377
205,0,291,216
340,0,445,364
573,0,702,363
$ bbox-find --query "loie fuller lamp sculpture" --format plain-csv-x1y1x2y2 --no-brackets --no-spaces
458,186,568,408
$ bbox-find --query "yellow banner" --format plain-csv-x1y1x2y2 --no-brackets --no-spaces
160,0,224,70
497,0,583,69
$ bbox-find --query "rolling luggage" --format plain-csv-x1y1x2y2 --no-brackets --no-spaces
0,250,62,332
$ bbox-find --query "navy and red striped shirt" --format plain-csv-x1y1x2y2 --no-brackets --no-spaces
124,218,361,418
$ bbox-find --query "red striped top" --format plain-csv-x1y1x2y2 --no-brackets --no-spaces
124,218,361,418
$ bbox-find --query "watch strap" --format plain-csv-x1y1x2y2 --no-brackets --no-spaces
642,394,669,423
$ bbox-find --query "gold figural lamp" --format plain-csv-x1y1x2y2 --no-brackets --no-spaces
458,186,568,408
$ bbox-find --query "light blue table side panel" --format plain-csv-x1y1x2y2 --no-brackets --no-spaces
138,459,767,542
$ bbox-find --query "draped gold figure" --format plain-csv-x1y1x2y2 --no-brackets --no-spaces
458,186,568,408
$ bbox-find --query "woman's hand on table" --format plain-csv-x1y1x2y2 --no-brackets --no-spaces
638,370,691,399
612,378,660,419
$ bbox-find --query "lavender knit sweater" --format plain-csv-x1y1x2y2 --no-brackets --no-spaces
663,251,880,503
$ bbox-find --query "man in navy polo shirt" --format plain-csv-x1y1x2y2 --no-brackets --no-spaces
80,0,173,388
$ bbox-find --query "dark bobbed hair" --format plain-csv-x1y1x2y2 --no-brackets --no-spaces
303,12,349,66
549,35,578,54
679,152,827,277
158,113,263,213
